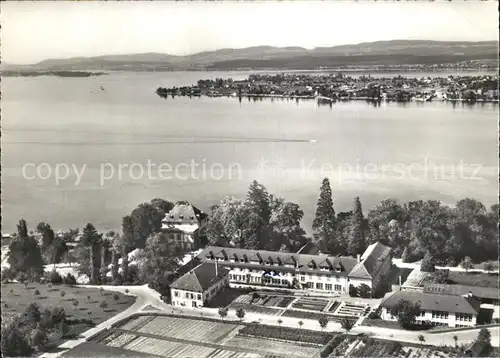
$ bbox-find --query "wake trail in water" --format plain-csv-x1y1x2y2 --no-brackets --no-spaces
4,139,315,145
2,127,311,143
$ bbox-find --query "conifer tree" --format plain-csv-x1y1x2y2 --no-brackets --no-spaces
347,197,366,255
312,178,336,248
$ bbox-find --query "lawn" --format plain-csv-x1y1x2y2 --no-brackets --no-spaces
447,271,499,288
1,282,136,343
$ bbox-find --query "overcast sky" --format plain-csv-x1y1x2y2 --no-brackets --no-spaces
2,1,498,64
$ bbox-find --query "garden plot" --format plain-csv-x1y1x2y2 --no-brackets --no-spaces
121,336,217,357
292,297,328,311
131,316,241,344
229,302,285,316
336,302,367,317
102,332,139,348
225,335,320,358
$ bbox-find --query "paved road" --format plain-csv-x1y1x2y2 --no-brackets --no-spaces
41,284,499,358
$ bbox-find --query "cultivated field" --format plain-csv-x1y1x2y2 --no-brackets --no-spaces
81,314,328,357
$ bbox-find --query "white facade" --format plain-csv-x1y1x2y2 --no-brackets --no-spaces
171,274,229,308
224,264,350,294
380,307,477,328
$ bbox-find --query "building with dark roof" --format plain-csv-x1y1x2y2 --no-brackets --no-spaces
161,201,208,251
193,243,391,295
348,242,392,295
170,262,229,308
380,290,481,327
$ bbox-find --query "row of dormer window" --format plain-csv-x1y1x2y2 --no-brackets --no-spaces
206,255,343,272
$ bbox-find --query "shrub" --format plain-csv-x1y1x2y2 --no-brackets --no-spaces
1,324,33,357
34,289,41,296
349,284,359,297
124,289,129,294
2,267,16,282
113,293,120,302
99,300,108,311
99,287,104,295
239,324,332,345
47,283,53,289
236,307,246,320
72,299,79,308
60,290,66,299
368,307,381,319
63,273,77,285
49,269,63,284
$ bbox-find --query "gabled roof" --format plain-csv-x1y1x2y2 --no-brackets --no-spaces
170,262,229,293
162,202,207,225
196,246,358,276
349,242,391,279
380,291,481,315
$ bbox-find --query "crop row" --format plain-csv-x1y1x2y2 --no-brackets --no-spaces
123,336,216,357
136,316,239,344
239,323,333,345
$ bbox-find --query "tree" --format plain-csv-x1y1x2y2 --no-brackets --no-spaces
349,284,359,297
347,197,366,255
298,320,304,329
8,220,44,281
100,300,108,311
72,299,79,309
139,232,183,296
30,326,48,350
111,248,119,282
247,180,271,224
318,316,329,331
60,290,66,300
34,289,40,296
358,284,371,298
269,198,307,252
63,273,77,285
341,317,354,333
367,199,405,245
113,293,120,303
48,269,63,284
460,256,474,272
420,252,436,273
47,237,69,265
312,178,336,249
431,270,450,284
277,319,283,326
218,307,228,320
401,247,410,263
1,324,33,357
80,223,102,284
477,328,491,348
417,334,425,344
391,299,421,329
483,262,494,273
236,307,245,321
453,335,458,348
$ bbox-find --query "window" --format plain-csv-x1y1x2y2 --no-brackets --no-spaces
192,301,197,308
325,284,332,291
316,282,323,290
185,292,189,299
300,276,305,282
197,294,202,300
334,284,342,291
174,291,179,297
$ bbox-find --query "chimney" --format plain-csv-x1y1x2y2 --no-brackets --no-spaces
357,254,361,263
215,259,218,276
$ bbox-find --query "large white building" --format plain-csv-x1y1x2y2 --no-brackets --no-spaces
379,290,481,328
195,242,392,296
170,262,229,308
161,201,208,251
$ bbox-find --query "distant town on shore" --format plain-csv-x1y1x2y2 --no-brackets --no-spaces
157,73,499,103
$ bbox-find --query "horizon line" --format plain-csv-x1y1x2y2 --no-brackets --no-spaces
5,39,498,67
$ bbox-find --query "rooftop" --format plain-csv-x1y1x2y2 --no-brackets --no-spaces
170,262,229,293
380,290,481,315
348,242,392,279
162,201,208,227
197,246,358,276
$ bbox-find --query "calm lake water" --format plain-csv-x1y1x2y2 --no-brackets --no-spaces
1,71,498,234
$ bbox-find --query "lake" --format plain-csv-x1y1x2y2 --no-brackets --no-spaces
1,71,498,234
